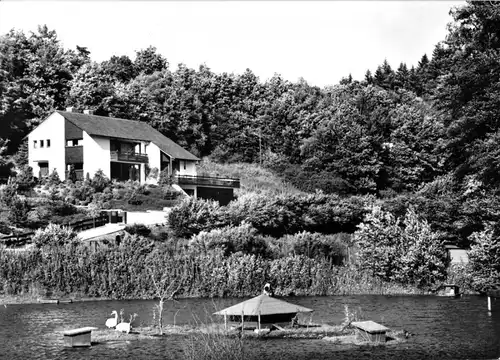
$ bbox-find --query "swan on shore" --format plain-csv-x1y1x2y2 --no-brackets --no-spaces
115,313,137,334
105,310,118,328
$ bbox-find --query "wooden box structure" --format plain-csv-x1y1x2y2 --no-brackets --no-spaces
442,284,460,297
351,321,388,342
214,294,313,330
62,327,97,347
434,284,461,298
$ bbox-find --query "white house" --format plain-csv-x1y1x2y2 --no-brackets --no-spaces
27,109,239,204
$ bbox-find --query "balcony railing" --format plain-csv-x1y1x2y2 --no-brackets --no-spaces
65,146,83,163
110,151,148,163
176,175,240,188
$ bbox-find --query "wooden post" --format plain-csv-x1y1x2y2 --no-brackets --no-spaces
224,314,227,330
241,310,244,332
488,296,492,312
258,311,261,331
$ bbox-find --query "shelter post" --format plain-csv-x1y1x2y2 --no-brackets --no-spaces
258,311,261,330
241,310,244,331
224,314,227,330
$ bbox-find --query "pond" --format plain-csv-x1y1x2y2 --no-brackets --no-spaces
0,295,499,359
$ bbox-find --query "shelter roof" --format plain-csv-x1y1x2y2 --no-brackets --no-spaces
214,294,313,316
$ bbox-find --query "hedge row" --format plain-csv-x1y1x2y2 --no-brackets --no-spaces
0,235,415,299
168,193,374,238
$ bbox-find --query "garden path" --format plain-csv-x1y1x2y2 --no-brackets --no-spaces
77,209,169,241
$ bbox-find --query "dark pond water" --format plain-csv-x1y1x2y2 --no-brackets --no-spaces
0,295,499,359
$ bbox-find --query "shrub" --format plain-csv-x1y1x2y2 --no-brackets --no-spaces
158,168,172,186
69,181,95,205
0,221,11,235
14,165,37,192
147,166,159,180
124,224,152,237
91,169,110,193
354,206,447,288
135,184,150,196
189,223,270,258
45,169,61,186
8,196,31,226
281,232,348,265
90,191,113,210
127,189,143,205
68,165,77,183
50,200,78,217
32,223,78,248
162,186,181,200
0,183,18,208
225,192,372,237
168,198,227,238
467,223,500,293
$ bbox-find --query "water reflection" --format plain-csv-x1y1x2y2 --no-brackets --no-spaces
0,295,499,359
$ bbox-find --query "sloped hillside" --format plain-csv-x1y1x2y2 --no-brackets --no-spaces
196,158,302,196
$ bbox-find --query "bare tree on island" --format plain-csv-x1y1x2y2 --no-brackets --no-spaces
149,264,186,335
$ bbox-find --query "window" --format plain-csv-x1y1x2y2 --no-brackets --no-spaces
66,139,82,147
46,139,50,148
33,140,38,149
183,161,186,170
40,140,44,148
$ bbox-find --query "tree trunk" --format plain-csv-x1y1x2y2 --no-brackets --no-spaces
158,299,164,335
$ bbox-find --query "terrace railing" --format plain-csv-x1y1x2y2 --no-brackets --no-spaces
175,175,240,188
110,151,148,163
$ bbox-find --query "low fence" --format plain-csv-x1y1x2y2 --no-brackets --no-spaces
0,213,110,247
64,213,109,232
0,231,35,247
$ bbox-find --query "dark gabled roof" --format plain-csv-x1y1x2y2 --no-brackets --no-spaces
56,111,199,161
213,294,313,316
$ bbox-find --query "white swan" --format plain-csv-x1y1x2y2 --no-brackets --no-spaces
115,321,131,334
105,310,118,328
115,313,137,334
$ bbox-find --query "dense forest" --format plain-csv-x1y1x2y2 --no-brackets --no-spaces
1,2,500,290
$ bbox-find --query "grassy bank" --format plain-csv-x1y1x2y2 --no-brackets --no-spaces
196,159,302,196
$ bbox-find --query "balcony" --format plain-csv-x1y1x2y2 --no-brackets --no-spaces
110,151,148,163
65,146,83,163
176,175,240,188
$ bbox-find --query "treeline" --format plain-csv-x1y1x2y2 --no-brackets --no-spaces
2,2,500,197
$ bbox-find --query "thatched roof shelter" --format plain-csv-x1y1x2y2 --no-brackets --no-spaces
214,294,313,330
214,294,313,316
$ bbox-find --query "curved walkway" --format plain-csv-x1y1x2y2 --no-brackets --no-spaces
77,209,170,241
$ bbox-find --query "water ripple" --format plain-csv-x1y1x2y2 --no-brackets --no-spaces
0,295,499,359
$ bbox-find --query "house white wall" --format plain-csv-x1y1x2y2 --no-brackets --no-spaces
178,160,197,176
145,142,161,184
28,112,66,180
83,133,111,178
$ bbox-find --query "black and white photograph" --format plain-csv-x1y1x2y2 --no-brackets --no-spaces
1,0,500,359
